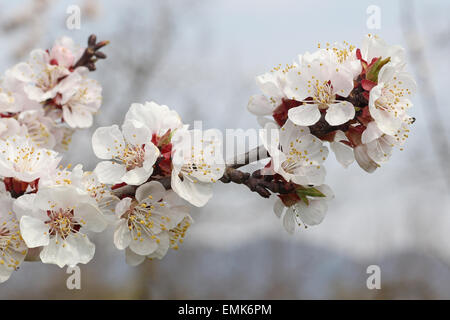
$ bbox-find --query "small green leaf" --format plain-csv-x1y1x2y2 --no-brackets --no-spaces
366,56,391,83
298,193,309,205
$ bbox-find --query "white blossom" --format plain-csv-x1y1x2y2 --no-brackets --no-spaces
0,68,41,114
49,36,84,69
356,116,414,172
54,68,102,128
0,135,61,183
260,120,328,186
10,50,70,103
17,109,61,148
113,181,191,265
273,184,334,234
92,122,160,185
360,34,405,69
284,53,355,126
171,129,225,207
0,190,27,283
247,67,290,122
0,118,27,141
125,101,184,138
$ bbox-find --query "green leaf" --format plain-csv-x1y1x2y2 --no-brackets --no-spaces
298,193,309,205
366,56,391,83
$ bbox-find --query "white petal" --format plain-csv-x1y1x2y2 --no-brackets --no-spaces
121,167,151,186
129,232,158,256
354,145,378,173
0,264,14,283
13,194,43,221
122,119,151,146
146,232,170,260
295,199,328,226
330,141,354,168
315,184,335,200
125,247,146,266
135,181,166,203
325,101,355,126
366,136,393,164
171,172,213,207
287,104,321,126
273,198,285,218
114,220,132,250
329,67,354,98
75,203,108,232
115,197,132,218
143,142,160,171
256,116,277,128
62,106,94,129
290,165,326,186
40,234,95,268
94,161,126,184
247,94,275,116
35,186,84,211
256,73,284,98
361,121,383,144
282,208,296,234
92,125,125,159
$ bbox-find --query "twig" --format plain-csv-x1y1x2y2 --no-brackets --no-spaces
73,34,109,71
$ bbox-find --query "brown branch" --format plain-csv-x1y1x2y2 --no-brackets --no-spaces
73,34,109,71
226,145,268,169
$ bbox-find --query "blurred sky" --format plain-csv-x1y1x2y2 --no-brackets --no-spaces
0,0,449,298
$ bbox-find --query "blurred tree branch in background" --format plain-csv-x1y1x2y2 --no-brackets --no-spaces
400,0,450,190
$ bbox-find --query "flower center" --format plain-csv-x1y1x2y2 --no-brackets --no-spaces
115,144,145,171
311,80,335,107
122,200,168,244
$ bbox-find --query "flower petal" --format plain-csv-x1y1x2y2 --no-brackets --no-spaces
121,167,151,186
75,202,108,233
247,94,276,116
92,125,125,159
354,145,378,173
135,181,166,203
146,232,170,260
273,198,285,218
40,234,95,268
20,216,49,248
295,199,328,226
94,161,126,185
122,119,151,146
125,247,146,266
287,104,321,126
114,219,132,250
325,101,355,126
171,170,213,207
282,208,296,234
